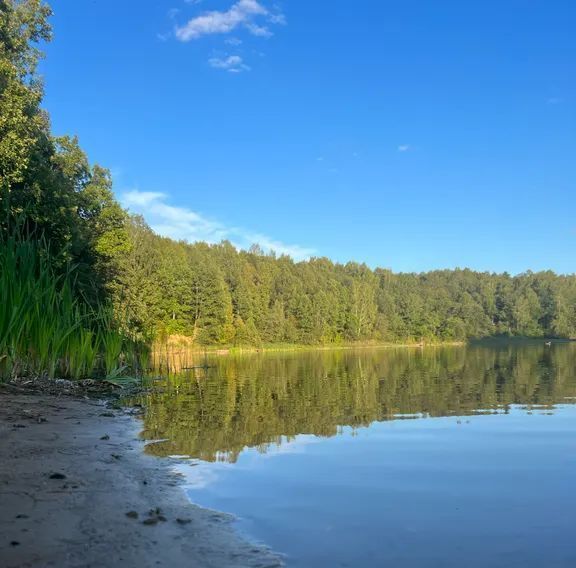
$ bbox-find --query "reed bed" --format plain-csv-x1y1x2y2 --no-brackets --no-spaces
0,234,147,382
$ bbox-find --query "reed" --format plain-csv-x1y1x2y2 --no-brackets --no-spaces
0,233,146,382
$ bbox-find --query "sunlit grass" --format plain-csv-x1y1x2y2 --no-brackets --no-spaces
0,233,147,382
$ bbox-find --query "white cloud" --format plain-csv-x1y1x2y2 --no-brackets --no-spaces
121,190,315,261
123,191,164,207
244,22,272,37
175,0,281,41
157,31,171,42
224,37,243,46
268,12,286,25
208,54,250,72
397,144,411,152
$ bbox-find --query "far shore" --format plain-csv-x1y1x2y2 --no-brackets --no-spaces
151,335,576,358
153,339,468,357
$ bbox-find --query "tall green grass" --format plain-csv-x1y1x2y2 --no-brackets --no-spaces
0,233,148,382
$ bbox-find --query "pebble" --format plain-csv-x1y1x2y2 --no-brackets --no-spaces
49,473,66,480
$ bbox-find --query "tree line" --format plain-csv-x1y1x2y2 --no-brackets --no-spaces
111,219,576,345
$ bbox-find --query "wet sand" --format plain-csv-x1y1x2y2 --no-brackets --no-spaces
0,389,282,567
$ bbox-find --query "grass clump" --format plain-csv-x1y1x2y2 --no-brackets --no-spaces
0,233,147,382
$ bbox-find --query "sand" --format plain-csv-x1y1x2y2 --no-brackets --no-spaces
0,388,283,567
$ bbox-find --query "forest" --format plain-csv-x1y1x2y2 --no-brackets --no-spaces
113,221,576,345
1,1,575,383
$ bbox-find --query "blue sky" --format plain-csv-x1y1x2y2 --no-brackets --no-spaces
42,0,574,273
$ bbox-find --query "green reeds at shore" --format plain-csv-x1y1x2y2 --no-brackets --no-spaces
0,234,147,382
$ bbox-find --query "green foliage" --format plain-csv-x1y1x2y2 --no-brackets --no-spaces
118,218,576,347
0,233,144,381
0,0,51,186
1,2,129,305
0,1,145,383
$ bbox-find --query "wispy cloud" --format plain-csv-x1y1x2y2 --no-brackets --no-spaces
244,21,273,37
121,190,315,261
208,54,250,72
175,0,282,41
397,144,411,152
224,37,243,46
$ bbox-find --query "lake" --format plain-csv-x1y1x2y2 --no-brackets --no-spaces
139,342,576,567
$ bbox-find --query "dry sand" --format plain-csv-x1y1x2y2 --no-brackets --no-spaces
0,388,283,568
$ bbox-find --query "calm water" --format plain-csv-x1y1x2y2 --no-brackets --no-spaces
139,343,576,567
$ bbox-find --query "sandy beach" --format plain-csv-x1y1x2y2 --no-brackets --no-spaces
0,388,282,568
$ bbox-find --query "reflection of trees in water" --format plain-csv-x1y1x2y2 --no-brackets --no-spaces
140,345,576,463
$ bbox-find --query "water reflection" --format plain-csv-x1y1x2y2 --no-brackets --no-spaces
139,343,576,462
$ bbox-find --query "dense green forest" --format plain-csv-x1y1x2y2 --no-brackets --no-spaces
116,221,576,344
1,1,575,379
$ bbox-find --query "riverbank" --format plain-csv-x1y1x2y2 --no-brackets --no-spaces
0,386,283,567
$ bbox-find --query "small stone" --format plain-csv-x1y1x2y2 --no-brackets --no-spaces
100,412,115,417
176,518,191,525
49,473,66,480
142,518,158,526
15,514,29,519
10,541,20,547
126,511,139,519
100,435,110,440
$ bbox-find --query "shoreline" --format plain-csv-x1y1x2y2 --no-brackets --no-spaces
154,340,468,357
0,387,283,568
152,336,574,359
